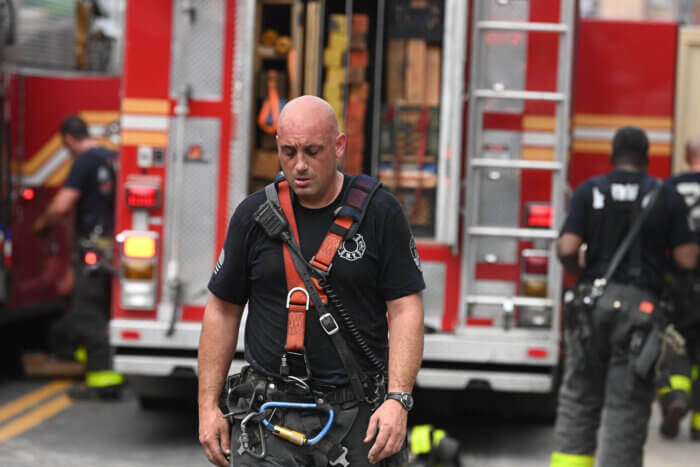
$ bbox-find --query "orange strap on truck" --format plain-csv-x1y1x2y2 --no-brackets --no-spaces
276,176,379,352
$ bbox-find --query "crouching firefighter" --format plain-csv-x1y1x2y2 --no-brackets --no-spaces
198,96,425,467
550,126,698,467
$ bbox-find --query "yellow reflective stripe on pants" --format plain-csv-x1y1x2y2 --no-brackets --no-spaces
73,346,87,364
692,412,700,431
409,425,447,456
670,374,692,393
550,452,594,467
410,425,432,455
85,370,124,388
692,365,698,382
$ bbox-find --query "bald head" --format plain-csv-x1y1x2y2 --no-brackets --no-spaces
686,135,700,166
277,95,339,138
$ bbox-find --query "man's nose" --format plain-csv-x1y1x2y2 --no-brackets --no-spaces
294,155,308,172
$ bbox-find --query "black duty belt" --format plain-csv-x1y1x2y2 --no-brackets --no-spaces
239,367,364,406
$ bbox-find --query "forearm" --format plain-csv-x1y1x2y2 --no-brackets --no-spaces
559,253,582,276
197,296,242,410
386,293,424,393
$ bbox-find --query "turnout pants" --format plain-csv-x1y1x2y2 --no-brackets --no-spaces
226,367,408,467
551,283,659,467
48,260,118,386
687,335,700,434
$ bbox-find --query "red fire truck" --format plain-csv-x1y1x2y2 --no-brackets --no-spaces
0,0,121,371
3,1,698,408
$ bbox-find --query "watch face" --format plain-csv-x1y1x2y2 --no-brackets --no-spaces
402,394,414,411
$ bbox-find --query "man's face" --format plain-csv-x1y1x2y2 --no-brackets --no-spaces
276,118,345,207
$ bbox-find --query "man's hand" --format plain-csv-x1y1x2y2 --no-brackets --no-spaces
32,215,50,236
198,405,231,467
364,399,408,464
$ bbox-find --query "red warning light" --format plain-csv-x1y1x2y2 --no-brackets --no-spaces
186,144,203,161
84,251,98,265
22,188,35,200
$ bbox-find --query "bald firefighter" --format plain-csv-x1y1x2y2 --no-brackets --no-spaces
551,127,698,467
198,96,425,467
660,135,700,440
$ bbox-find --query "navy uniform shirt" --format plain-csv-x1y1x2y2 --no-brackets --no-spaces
208,174,426,384
64,147,117,237
560,170,693,293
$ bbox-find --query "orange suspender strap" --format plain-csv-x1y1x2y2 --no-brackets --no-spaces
277,176,379,353
278,180,310,351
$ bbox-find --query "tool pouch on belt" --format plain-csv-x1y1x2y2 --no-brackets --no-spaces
625,294,663,389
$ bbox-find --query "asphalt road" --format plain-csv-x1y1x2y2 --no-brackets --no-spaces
0,378,696,467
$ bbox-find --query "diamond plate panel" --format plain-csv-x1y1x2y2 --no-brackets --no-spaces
422,261,446,331
164,118,220,305
170,0,225,99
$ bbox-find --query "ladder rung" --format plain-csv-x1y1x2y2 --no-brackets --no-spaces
474,89,566,102
467,226,558,240
470,158,562,170
466,295,554,308
477,20,568,33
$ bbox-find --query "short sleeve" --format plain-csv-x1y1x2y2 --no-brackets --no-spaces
377,194,426,301
207,208,253,305
560,181,590,238
666,188,695,248
64,156,89,191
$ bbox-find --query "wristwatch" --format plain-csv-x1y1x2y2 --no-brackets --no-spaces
385,392,414,411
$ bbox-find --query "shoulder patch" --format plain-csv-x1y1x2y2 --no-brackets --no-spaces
409,237,422,272
214,248,225,275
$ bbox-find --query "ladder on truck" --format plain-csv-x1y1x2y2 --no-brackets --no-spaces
459,1,576,338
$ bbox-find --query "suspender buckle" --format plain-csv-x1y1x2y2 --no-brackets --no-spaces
310,255,332,277
319,313,340,336
286,287,310,310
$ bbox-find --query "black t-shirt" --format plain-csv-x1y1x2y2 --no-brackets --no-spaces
666,171,700,247
560,170,693,293
64,147,117,237
664,171,700,330
208,175,426,384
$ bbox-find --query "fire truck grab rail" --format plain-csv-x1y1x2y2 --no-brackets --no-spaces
165,0,196,337
466,226,558,240
473,89,566,102
476,20,568,33
470,159,563,171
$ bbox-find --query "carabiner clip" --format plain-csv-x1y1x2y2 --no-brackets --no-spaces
259,401,334,446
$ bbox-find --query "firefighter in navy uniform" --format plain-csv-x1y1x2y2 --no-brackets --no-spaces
198,96,425,467
33,116,123,400
660,134,700,440
550,126,698,467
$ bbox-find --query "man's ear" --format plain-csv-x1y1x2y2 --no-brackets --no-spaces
335,133,347,160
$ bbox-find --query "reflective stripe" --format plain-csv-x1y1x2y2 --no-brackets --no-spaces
410,425,432,455
550,452,594,467
657,386,671,397
670,374,692,394
693,412,700,431
73,346,87,364
85,370,124,388
692,365,698,382
409,425,448,455
433,429,446,448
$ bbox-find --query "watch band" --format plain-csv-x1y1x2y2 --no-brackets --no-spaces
385,391,413,411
